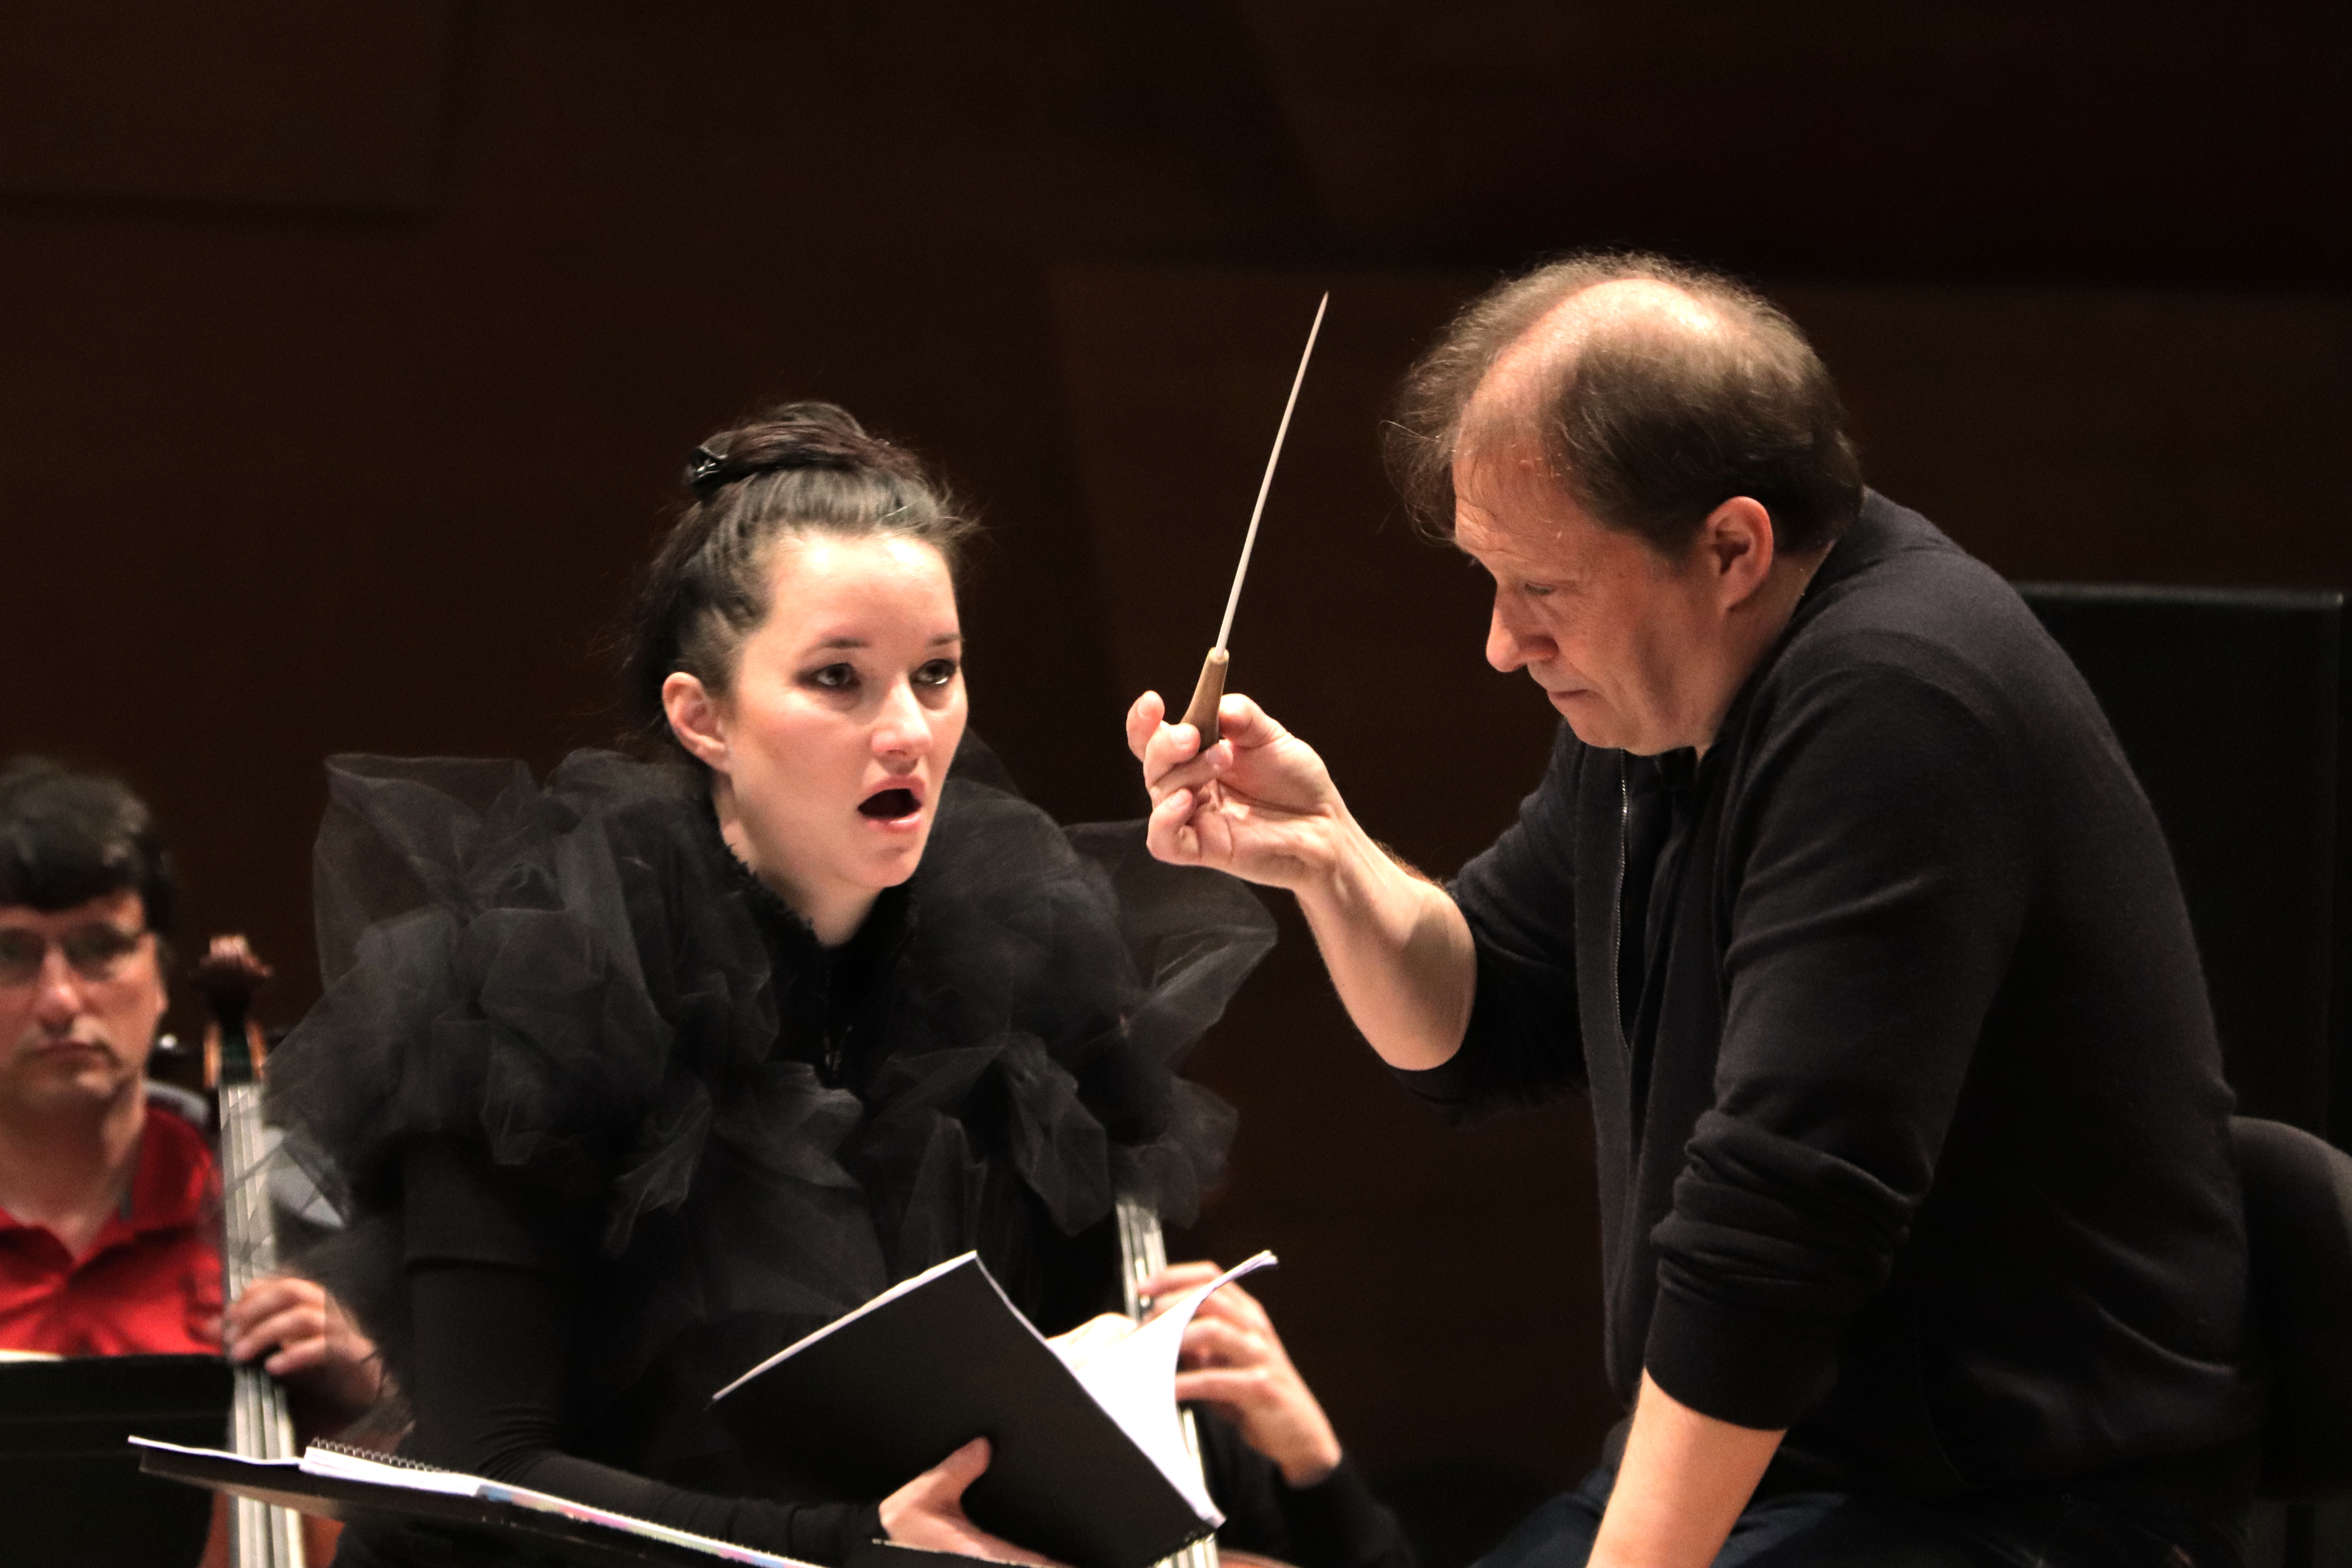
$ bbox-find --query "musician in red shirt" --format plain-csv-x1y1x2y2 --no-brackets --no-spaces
0,756,378,1419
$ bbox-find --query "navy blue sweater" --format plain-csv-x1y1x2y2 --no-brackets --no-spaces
1407,494,2260,1496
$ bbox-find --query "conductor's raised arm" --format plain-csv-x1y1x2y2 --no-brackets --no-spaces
1126,688,1474,1072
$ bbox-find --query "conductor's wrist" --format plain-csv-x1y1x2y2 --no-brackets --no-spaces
1295,809,1388,907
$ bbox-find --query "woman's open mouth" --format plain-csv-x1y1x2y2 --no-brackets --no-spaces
859,788,920,821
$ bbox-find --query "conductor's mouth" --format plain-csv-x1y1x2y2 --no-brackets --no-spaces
859,788,920,820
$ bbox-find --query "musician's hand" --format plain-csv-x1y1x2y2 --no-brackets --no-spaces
1140,1261,1342,1488
1048,1311,1136,1373
880,1437,1069,1567
1127,690,1355,892
225,1275,385,1428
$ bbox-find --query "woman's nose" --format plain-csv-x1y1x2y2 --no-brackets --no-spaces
872,680,934,757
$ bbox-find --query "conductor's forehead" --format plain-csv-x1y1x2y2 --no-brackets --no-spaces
1450,458,1597,579
1452,440,1550,530
1451,405,1586,531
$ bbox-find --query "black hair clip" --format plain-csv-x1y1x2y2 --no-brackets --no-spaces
686,445,729,494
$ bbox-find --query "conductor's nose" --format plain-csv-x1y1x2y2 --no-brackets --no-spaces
1487,601,1533,673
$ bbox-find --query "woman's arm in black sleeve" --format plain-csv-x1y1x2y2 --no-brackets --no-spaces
1197,1409,1415,1568
398,1141,883,1565
405,1262,882,1564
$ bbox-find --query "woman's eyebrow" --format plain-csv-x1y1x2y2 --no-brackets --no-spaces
804,631,962,651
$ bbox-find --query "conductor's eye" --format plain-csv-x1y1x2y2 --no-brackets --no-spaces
805,663,858,692
913,659,959,688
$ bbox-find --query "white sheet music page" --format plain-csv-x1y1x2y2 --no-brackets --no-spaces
1057,1250,1276,1525
298,1443,479,1496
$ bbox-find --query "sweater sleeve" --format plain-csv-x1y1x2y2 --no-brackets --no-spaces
1398,723,1589,1121
395,1141,884,1566
1196,1409,1414,1568
1645,652,2032,1429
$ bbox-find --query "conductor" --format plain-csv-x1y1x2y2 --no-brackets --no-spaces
1130,254,2259,1568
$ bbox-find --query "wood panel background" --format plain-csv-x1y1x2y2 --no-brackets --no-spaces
2,0,2345,1526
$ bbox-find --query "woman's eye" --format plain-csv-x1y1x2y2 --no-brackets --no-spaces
914,659,960,688
804,663,859,692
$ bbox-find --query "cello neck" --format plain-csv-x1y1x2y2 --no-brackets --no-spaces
197,935,308,1568
198,934,271,1090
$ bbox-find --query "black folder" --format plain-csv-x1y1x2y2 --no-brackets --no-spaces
0,1353,230,1568
710,1255,1218,1568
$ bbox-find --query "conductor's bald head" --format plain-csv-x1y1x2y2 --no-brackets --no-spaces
1387,253,1863,560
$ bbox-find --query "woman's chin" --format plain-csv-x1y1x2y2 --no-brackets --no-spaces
856,825,933,885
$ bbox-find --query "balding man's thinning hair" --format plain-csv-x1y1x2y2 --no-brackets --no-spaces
1385,251,1864,557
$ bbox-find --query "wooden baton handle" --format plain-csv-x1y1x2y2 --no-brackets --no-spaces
1180,647,1229,744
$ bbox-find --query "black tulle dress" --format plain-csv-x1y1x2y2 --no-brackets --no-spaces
266,743,1400,1568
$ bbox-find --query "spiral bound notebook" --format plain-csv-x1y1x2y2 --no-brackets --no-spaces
131,1436,824,1568
712,1250,1276,1568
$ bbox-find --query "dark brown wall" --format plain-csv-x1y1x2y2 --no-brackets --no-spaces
4,0,2346,1495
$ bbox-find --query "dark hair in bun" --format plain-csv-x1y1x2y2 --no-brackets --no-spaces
624,401,977,761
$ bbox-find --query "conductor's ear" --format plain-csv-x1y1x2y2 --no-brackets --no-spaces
1703,496,1777,609
662,672,732,771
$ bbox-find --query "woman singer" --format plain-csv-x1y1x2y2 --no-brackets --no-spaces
271,404,1409,1568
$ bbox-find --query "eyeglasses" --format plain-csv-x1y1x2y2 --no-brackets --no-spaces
0,925,153,988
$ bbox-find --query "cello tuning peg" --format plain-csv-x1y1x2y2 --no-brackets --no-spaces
193,934,273,998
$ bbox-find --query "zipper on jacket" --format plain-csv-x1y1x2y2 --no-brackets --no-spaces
1613,766,1629,1058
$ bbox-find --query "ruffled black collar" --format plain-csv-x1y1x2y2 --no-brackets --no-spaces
698,798,917,1085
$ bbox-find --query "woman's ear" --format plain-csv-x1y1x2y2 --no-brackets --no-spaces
662,672,732,771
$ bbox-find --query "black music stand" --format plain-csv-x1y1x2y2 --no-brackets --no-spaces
0,1353,230,1567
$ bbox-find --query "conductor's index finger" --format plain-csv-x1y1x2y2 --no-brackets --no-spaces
1126,691,1168,761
